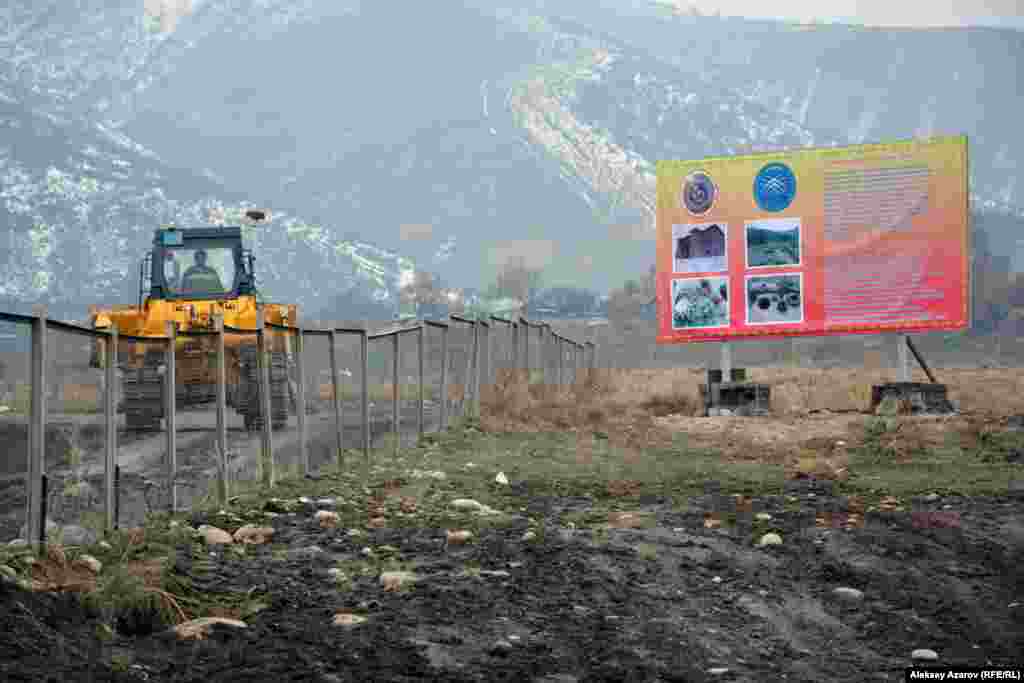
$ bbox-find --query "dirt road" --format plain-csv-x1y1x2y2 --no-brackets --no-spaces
0,398,454,539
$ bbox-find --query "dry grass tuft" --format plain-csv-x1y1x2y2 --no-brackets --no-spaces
477,359,1024,470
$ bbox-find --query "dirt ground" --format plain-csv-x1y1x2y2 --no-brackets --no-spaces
0,361,1022,682
1,479,1022,682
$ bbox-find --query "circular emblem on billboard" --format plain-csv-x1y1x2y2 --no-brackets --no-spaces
753,162,797,212
681,171,717,215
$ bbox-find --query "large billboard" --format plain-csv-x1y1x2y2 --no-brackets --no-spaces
656,135,970,343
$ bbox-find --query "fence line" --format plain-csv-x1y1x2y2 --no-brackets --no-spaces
1,306,594,549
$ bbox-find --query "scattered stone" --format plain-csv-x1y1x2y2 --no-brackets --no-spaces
522,531,537,541
316,498,337,508
508,561,524,569
75,555,102,574
233,525,275,545
174,617,247,641
198,525,233,545
911,649,939,662
479,570,511,578
451,499,485,512
347,529,364,537
942,504,955,510
290,546,324,558
495,472,509,485
264,498,294,513
315,510,340,529
755,513,772,521
923,493,940,503
489,640,514,656
299,497,313,505
327,568,346,581
446,530,473,545
379,571,417,591
711,576,723,584
60,525,98,547
409,469,447,480
757,533,783,547
833,587,864,603
332,612,367,627
361,547,374,556
97,540,112,550
708,668,730,676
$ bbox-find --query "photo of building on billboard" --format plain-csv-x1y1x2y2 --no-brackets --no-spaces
673,223,727,273
745,217,801,268
745,274,804,325
672,277,729,329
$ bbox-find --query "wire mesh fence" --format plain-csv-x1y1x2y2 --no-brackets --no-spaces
0,320,32,545
1,309,592,546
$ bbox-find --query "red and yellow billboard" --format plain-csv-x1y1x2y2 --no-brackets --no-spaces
656,135,970,343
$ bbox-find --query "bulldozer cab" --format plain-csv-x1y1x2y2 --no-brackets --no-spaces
144,226,256,303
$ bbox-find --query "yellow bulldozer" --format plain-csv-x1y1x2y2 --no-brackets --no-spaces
89,211,296,432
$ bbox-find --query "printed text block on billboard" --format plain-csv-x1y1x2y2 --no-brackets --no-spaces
656,135,969,344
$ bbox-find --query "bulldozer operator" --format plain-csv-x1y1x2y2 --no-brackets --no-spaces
180,249,225,294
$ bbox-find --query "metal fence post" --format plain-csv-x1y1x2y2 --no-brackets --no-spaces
163,322,177,512
393,332,400,454
512,322,520,381
214,316,228,502
360,330,369,464
557,336,564,388
523,322,530,385
26,307,47,547
482,322,491,403
295,326,308,476
417,324,424,440
329,330,344,472
470,320,480,418
461,323,473,417
257,308,275,488
439,324,448,431
104,323,119,531
473,322,482,418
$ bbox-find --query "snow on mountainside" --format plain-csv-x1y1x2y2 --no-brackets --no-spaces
0,0,1020,321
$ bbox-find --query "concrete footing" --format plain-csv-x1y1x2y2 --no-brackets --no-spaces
701,368,771,417
870,382,955,415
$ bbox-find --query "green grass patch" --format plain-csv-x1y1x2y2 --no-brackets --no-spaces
840,419,1024,501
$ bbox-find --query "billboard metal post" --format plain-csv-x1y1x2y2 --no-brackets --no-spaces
898,335,911,382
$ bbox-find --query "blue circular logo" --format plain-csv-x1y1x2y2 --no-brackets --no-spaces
753,162,797,212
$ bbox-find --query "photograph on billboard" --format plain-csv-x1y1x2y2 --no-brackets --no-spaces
672,277,730,329
656,135,970,343
745,218,801,269
673,223,728,273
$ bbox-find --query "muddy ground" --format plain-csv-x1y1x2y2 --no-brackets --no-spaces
2,476,1023,682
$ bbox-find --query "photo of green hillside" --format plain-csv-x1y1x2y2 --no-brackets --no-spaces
746,218,801,268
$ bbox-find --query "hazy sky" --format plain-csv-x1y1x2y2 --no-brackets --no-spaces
661,0,1024,28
